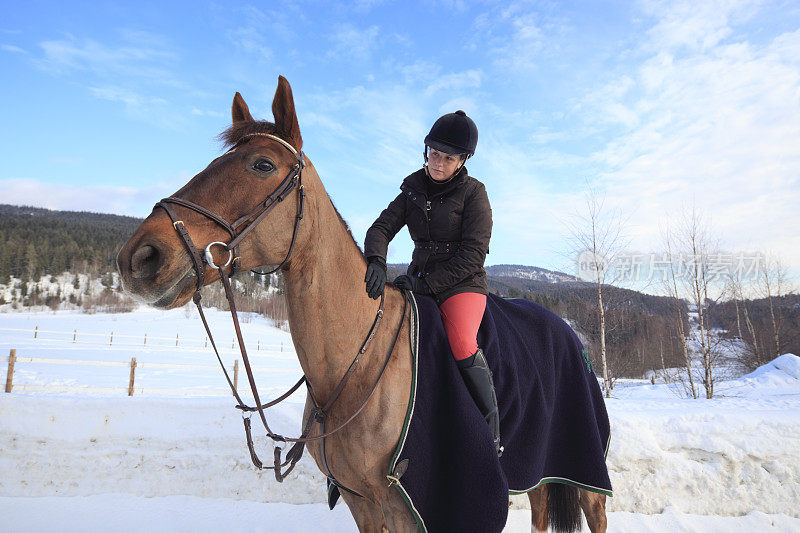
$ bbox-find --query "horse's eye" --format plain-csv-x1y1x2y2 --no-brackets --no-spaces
253,159,275,173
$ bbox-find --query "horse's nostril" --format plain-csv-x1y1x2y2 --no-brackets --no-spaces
131,244,162,280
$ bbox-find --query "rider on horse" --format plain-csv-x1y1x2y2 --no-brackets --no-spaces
363,110,501,455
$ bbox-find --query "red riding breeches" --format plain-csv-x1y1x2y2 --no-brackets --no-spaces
438,292,487,361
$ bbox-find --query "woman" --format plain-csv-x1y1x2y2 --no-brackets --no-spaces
363,110,501,455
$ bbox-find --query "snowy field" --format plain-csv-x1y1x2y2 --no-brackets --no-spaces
1,307,799,531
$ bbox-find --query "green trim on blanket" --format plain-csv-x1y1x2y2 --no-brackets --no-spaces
388,291,427,533
327,481,336,505
580,348,593,373
509,476,613,498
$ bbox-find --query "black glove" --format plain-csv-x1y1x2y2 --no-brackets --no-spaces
393,274,432,295
365,256,387,299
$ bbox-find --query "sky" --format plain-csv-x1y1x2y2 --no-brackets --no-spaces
1,0,799,289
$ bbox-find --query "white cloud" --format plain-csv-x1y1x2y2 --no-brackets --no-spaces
0,178,184,217
639,0,763,53
190,108,224,118
581,12,800,267
351,0,389,11
425,69,482,97
36,34,178,81
328,24,381,61
25,30,199,128
226,25,273,60
469,1,563,71
427,0,470,11
88,86,184,129
1,44,25,53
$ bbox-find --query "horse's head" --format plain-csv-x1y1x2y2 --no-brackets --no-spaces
117,76,312,308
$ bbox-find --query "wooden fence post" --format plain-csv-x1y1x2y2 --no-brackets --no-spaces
128,357,136,396
144,333,147,345
234,359,239,390
175,333,179,347
34,326,38,339
5,349,16,393
110,332,114,346
73,329,77,343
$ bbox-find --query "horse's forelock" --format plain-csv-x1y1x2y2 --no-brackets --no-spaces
217,120,278,149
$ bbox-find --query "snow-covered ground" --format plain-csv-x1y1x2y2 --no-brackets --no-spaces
1,308,799,531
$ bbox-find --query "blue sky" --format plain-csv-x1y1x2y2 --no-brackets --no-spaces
2,0,799,284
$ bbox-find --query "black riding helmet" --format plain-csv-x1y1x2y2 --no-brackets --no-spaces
424,110,478,157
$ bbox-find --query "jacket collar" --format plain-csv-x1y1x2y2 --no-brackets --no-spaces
400,166,468,197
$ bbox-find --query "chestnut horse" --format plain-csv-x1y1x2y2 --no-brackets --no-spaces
116,76,607,532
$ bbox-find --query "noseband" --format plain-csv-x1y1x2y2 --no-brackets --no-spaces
153,133,407,497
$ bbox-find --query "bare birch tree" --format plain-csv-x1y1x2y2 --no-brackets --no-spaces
760,255,787,359
662,223,696,398
677,207,724,398
726,272,755,362
565,185,629,398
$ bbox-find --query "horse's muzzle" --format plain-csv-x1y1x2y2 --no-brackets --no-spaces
117,237,196,308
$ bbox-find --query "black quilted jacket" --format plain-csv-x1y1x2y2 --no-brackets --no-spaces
364,167,492,304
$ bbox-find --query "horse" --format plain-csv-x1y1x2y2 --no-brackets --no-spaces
116,76,608,533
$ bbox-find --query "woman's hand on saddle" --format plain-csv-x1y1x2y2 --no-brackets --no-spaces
393,274,432,295
365,256,387,299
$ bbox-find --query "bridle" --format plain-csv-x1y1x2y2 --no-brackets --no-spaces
154,132,407,497
158,132,306,284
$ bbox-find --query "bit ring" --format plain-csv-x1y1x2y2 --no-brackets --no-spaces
204,241,233,269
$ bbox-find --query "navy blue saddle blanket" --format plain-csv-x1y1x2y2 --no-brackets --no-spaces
383,292,613,532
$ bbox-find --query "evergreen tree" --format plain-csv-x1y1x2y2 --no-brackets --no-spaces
24,242,38,280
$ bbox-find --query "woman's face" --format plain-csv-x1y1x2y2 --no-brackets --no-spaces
427,148,464,181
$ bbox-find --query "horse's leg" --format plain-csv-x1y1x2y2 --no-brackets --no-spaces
578,489,607,533
340,491,388,533
527,485,548,533
377,487,418,533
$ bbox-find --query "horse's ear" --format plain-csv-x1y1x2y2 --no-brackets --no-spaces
272,76,303,151
232,92,254,124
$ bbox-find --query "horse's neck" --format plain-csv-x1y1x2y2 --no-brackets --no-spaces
283,184,377,401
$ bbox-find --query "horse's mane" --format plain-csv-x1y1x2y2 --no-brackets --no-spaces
328,195,365,258
218,120,278,149
218,120,366,259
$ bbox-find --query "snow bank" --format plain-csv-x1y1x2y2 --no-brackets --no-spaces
0,395,325,504
741,353,800,381
2,368,798,518
1,306,799,522
2,496,798,533
602,354,800,517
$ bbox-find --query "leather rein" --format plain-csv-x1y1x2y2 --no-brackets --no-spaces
155,133,407,496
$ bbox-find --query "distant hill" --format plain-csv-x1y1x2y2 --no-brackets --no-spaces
0,204,142,228
390,263,578,283
485,264,579,283
0,204,142,281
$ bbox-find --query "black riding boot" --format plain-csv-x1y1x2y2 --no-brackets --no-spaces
457,348,502,457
